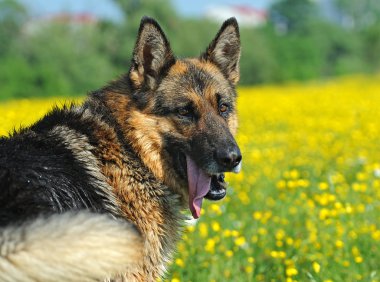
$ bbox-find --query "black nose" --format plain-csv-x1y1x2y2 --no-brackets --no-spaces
216,146,242,171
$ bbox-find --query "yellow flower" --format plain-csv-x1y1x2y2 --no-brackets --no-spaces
286,237,294,245
258,228,268,235
356,172,367,181
286,267,298,276
211,221,220,232
356,204,366,213
204,238,215,253
175,258,184,268
231,230,239,237
270,251,286,259
355,256,363,263
319,208,330,220
270,251,277,258
334,202,343,210
298,179,310,188
312,262,321,273
276,241,283,247
319,182,329,190
275,229,286,240
290,169,300,179
209,204,222,215
253,211,263,220
222,229,231,237
199,223,208,238
287,180,297,189
335,240,344,248
234,236,246,247
276,180,287,190
225,250,233,258
238,191,250,204
352,246,360,256
372,230,380,241
245,266,253,273
345,205,353,214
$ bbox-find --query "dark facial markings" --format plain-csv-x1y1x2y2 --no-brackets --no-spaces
176,103,198,123
216,92,234,119
176,64,211,95
152,61,236,126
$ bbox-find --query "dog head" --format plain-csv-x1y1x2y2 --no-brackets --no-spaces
126,17,242,218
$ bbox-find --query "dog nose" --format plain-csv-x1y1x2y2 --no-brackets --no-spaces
216,146,242,171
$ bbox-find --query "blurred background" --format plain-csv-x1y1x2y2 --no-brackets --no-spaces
0,0,379,100
1,2,380,280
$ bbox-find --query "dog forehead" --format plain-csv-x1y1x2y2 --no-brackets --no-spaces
163,59,231,97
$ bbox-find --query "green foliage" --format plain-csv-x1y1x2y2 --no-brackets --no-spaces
0,0,26,52
0,0,379,99
269,0,319,33
335,0,380,29
239,27,277,84
361,23,380,71
0,25,118,99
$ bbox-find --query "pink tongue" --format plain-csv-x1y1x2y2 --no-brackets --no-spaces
186,156,211,219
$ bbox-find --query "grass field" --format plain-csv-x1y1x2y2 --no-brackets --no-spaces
1,75,379,282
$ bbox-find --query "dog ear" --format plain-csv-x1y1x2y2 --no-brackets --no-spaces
201,18,241,85
129,17,175,89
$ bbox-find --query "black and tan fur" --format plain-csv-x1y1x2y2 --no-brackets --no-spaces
0,17,242,281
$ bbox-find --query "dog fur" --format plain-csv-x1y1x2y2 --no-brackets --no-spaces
0,212,142,282
0,17,241,281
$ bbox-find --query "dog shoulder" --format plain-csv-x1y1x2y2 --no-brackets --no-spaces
0,105,121,223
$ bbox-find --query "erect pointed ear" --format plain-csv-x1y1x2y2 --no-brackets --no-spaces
129,17,175,89
201,18,241,85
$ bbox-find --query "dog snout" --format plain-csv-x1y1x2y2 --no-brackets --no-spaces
216,145,242,171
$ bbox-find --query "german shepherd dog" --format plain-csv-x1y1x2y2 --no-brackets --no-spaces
0,17,242,281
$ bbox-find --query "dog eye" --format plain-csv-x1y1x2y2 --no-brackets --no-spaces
219,103,229,116
177,107,193,119
219,104,228,113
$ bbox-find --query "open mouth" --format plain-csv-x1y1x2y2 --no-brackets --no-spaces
173,151,241,219
206,173,227,201
186,156,234,219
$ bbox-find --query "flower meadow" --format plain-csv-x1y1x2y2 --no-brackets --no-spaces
1,75,380,281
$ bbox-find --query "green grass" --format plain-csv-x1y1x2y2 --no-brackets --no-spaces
1,75,379,282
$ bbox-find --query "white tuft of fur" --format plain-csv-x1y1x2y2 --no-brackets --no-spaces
232,161,242,174
0,212,143,282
